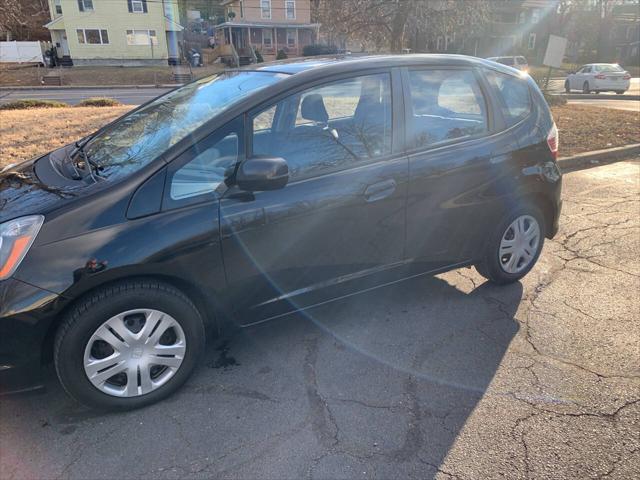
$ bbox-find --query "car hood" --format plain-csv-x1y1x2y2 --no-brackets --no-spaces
0,150,89,224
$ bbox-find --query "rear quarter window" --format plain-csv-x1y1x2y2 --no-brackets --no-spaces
485,70,531,127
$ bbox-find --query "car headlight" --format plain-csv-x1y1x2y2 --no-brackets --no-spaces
0,215,44,281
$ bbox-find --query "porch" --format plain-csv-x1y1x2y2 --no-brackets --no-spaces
216,22,318,60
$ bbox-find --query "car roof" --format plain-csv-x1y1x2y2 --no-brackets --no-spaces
245,54,513,76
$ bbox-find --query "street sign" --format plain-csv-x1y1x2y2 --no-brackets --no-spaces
543,35,568,69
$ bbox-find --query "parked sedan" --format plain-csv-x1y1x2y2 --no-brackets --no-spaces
0,55,562,410
564,63,631,94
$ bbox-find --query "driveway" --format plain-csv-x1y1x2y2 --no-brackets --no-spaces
1,160,639,480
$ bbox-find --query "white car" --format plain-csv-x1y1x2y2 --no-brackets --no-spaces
565,64,631,94
487,56,529,72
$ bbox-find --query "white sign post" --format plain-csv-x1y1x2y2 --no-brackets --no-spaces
542,35,568,92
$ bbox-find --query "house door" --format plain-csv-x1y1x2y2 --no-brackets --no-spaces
60,33,70,56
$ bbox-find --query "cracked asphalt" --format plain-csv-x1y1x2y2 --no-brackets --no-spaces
1,160,639,480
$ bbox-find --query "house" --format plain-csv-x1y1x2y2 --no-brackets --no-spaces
215,0,319,60
610,2,640,66
416,0,559,64
44,0,183,66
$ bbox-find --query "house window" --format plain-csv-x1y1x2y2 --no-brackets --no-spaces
287,29,296,47
531,8,540,24
286,0,295,20
126,29,158,46
263,28,273,47
76,29,109,44
54,0,62,14
77,0,94,12
261,0,271,19
528,33,536,50
131,0,144,13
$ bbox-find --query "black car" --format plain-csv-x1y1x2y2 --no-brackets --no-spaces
0,55,561,409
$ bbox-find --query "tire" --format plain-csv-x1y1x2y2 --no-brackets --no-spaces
564,80,570,93
616,91,625,95
54,279,205,410
475,205,546,285
583,81,590,94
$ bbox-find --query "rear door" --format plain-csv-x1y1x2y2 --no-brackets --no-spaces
402,66,515,270
220,70,408,324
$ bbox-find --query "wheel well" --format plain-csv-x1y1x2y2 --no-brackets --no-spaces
525,193,555,238
40,275,221,366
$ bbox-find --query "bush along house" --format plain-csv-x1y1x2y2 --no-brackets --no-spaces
217,0,319,63
45,0,183,66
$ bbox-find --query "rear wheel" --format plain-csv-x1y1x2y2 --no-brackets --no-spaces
54,280,205,410
583,81,590,94
475,206,545,285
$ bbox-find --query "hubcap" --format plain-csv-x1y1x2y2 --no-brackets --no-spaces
83,309,186,397
498,215,540,274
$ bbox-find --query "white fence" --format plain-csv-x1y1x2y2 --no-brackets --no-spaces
0,41,46,63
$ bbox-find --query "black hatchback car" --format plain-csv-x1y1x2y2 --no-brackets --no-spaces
0,55,561,409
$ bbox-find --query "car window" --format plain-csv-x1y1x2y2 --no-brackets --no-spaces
485,70,531,127
500,57,515,66
516,57,527,65
581,66,591,73
83,71,283,181
252,73,392,181
407,69,488,148
595,64,624,72
168,121,241,203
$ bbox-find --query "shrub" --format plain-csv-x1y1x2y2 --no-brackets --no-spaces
0,99,68,110
254,48,264,63
303,44,339,57
276,49,288,60
76,97,122,107
544,93,567,106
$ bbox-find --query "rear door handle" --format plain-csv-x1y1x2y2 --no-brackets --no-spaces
363,179,396,203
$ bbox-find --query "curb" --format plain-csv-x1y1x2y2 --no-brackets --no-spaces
557,143,640,171
0,84,181,91
554,93,640,101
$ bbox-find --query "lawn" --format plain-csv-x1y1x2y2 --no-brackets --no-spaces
1,104,638,169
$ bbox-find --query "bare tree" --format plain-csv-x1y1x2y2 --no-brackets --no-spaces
313,0,490,53
0,0,50,41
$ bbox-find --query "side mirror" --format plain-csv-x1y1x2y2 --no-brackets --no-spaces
236,156,289,192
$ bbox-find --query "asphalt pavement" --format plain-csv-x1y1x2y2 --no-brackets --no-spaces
0,87,171,105
1,158,638,479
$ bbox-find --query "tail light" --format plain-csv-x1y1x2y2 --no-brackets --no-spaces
594,73,606,80
547,123,558,161
623,74,631,80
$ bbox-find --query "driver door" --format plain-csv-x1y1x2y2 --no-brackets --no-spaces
220,71,408,324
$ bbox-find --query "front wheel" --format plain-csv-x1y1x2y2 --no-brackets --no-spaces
54,280,205,410
475,206,545,285
564,80,570,93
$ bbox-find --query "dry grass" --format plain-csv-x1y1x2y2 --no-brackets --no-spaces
552,104,640,156
1,104,638,169
0,106,132,168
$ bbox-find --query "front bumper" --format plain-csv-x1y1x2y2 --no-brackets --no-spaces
0,278,62,394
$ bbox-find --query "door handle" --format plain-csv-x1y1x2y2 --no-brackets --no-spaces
363,179,396,203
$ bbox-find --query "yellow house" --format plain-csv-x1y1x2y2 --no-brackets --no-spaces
45,0,183,66
217,0,319,60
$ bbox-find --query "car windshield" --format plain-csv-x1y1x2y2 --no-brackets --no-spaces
83,71,286,179
594,64,624,72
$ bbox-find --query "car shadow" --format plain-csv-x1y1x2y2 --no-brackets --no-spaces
0,273,522,479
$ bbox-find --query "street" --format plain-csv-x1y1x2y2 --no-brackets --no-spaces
567,98,640,111
0,87,171,105
548,77,640,96
0,158,638,480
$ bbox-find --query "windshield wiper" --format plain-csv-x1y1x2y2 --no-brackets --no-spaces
73,140,103,182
